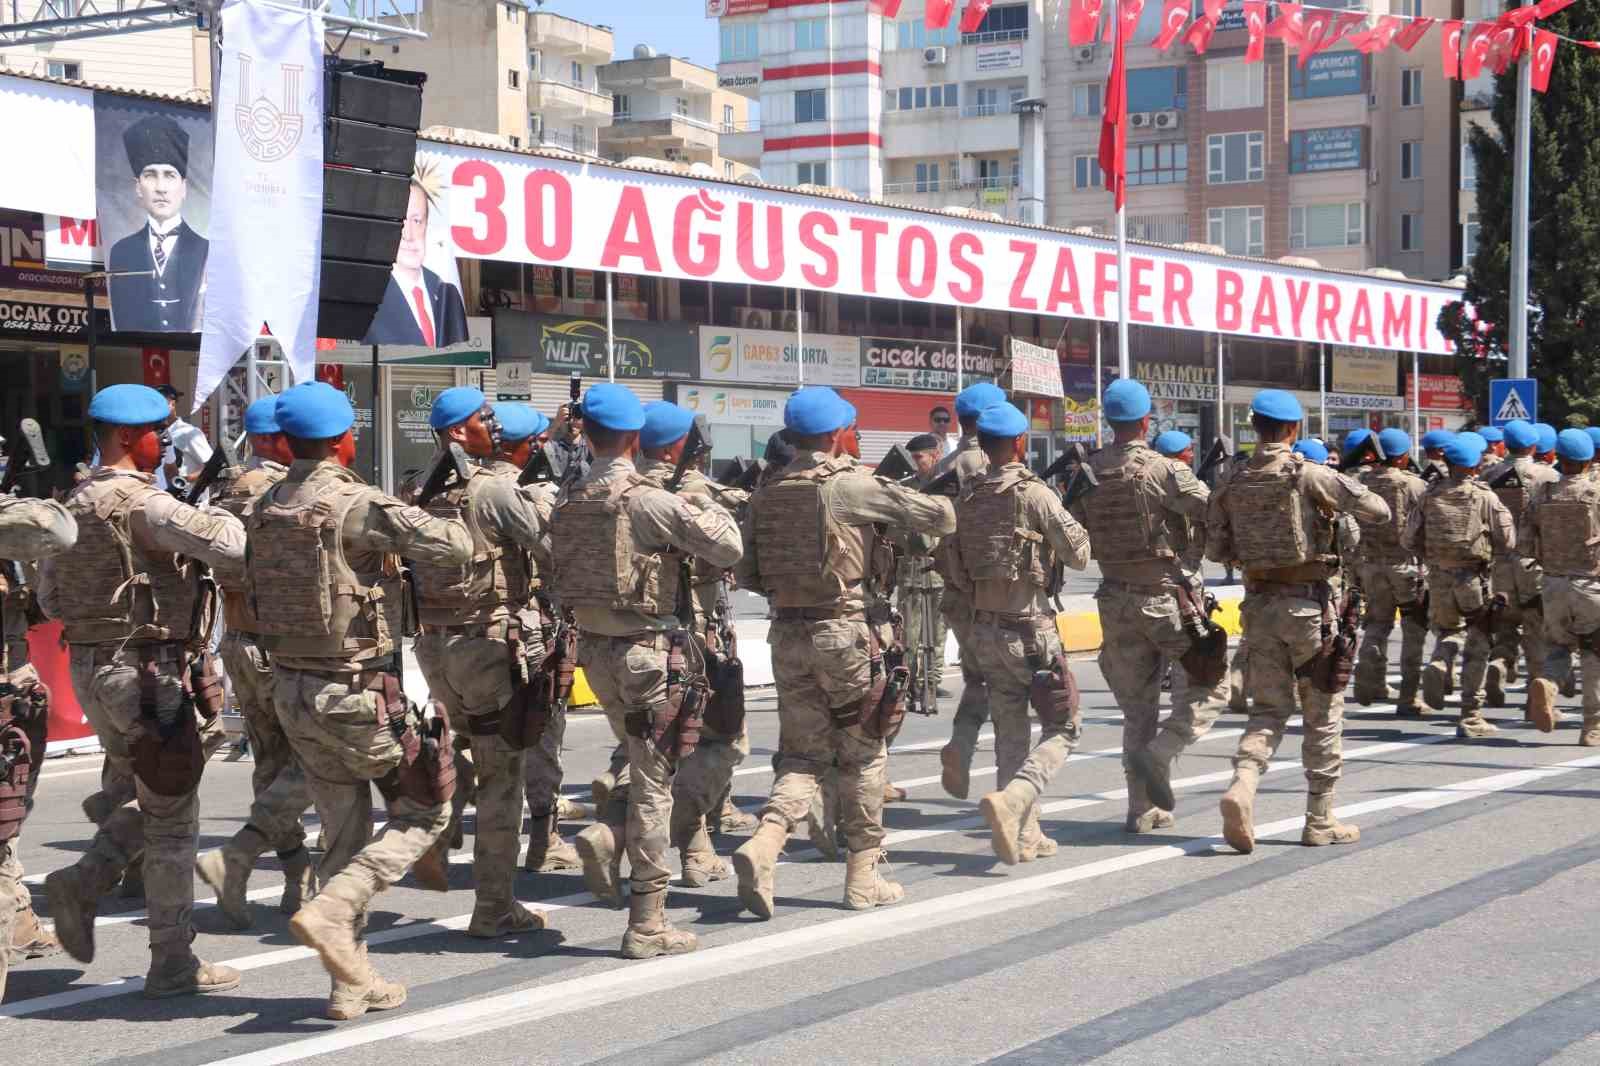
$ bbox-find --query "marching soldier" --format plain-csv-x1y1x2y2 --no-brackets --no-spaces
195,396,316,928
895,432,952,702
1207,390,1390,854
734,386,954,917
1072,383,1228,834
249,382,471,1020
550,384,742,958
1401,433,1515,738
40,384,246,997
1480,420,1557,709
1351,429,1429,716
0,488,76,1001
1481,426,1507,461
935,381,1005,800
1535,424,1558,465
1522,429,1600,739
1152,430,1204,580
963,402,1090,863
1419,430,1453,482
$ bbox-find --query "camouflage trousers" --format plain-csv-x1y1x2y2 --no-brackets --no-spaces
416,626,527,916
522,702,569,818
1426,567,1494,713
220,631,311,855
672,716,749,850
1354,561,1427,704
898,581,947,691
1232,590,1346,796
273,666,448,933
762,618,889,856
577,632,682,897
940,588,991,772
970,614,1076,804
0,664,45,999
1490,555,1548,684
1539,576,1600,728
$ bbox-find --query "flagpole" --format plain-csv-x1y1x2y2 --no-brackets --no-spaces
1113,5,1131,379
1509,22,1533,379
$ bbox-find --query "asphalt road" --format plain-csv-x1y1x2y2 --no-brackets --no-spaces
6,639,1600,1066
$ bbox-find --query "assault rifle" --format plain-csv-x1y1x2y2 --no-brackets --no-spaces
0,420,48,497
665,414,713,494
1195,436,1232,484
876,445,961,497
415,442,473,508
178,435,240,505
1037,441,1090,485
517,441,561,486
1340,432,1386,471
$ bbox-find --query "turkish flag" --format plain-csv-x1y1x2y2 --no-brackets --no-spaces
926,0,956,29
1184,15,1217,54
141,347,171,386
1441,20,1463,79
1297,9,1334,66
1462,23,1496,79
1532,29,1559,92
874,0,906,15
1069,0,1105,46
1267,2,1305,49
1534,0,1576,17
1151,0,1188,49
1099,2,1129,211
1118,0,1146,40
1347,15,1401,54
316,363,345,391
1487,23,1521,74
1243,0,1268,61
959,0,992,33
1393,16,1434,51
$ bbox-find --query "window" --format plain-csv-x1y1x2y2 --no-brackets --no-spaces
1128,214,1189,243
1073,83,1101,117
1463,213,1480,260
1206,131,1264,184
1401,140,1422,180
570,61,584,88
509,134,521,147
1399,0,1423,15
1207,59,1264,110
795,88,827,123
530,113,544,139
572,124,587,154
724,161,735,179
795,17,829,50
1401,68,1423,108
1208,206,1265,257
1011,157,1021,187
529,49,542,76
1290,203,1365,249
889,83,957,112
797,161,828,186
1127,66,1188,112
505,2,518,22
914,86,928,109
1128,141,1187,186
1074,155,1103,190
966,3,1029,39
46,60,81,80
978,158,1003,186
915,161,941,192
1461,143,1478,190
507,69,519,89
720,21,759,61
723,104,735,130
1400,212,1422,251
888,18,958,50
674,97,689,116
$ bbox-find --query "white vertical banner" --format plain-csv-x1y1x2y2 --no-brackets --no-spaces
195,0,325,410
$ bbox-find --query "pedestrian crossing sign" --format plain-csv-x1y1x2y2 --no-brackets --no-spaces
1489,378,1537,426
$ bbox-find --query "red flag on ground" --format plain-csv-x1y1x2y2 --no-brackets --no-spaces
1347,15,1401,54
1441,20,1463,79
959,0,993,33
1099,6,1128,211
1267,2,1305,49
1243,0,1268,61
1531,28,1559,91
1534,0,1576,17
926,0,956,29
1462,22,1495,79
1151,0,1188,48
1393,16,1434,51
1069,0,1105,45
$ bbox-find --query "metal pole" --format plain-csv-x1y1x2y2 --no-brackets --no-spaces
1318,342,1327,439
83,274,98,394
605,272,616,383
795,289,805,386
1112,5,1130,379
1215,334,1225,447
956,311,964,393
1509,23,1533,378
1412,350,1421,455
1094,324,1104,449
370,344,380,486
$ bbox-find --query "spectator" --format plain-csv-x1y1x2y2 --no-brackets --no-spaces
929,405,955,455
906,433,942,478
155,383,211,493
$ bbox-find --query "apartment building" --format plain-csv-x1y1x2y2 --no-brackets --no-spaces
598,48,755,179
0,3,209,97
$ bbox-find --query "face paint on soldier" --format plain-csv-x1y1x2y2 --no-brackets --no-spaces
333,429,357,468
250,432,292,466
127,424,165,472
447,407,498,459
1178,446,1195,465
838,424,861,459
497,436,533,468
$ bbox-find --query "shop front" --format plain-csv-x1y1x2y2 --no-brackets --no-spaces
1406,372,1476,432
493,309,700,418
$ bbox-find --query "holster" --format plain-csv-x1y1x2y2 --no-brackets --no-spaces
187,651,226,722
1307,586,1361,695
860,624,909,742
0,722,30,843
1174,584,1229,688
374,671,456,806
702,625,746,736
500,621,576,750
1027,653,1082,735
653,632,707,759
130,656,205,797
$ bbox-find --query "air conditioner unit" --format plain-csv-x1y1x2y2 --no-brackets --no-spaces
923,46,948,65
777,310,809,332
737,307,772,330
1154,109,1181,129
1128,111,1152,129
1073,45,1097,64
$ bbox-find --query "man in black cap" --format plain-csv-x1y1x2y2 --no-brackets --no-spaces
108,113,209,332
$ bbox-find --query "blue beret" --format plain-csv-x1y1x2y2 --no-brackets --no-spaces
1586,427,1600,449
1458,431,1487,456
640,401,696,449
975,401,1028,438
1420,429,1455,450
1102,379,1152,422
429,386,486,431
784,386,856,435
528,409,551,438
1152,430,1191,456
243,396,281,435
1557,428,1595,462
1378,428,1410,456
582,382,647,432
1292,439,1329,463
1251,389,1303,422
490,401,539,443
275,381,354,439
89,383,168,426
1342,428,1372,453
1478,426,1504,443
1535,423,1558,453
1443,435,1485,468
954,382,1006,417
1501,420,1537,450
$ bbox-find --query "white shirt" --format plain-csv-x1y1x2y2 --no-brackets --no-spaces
147,215,182,277
156,417,212,492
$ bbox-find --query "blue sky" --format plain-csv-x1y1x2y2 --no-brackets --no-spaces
538,0,719,66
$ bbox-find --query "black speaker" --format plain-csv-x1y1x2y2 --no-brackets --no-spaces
317,60,427,341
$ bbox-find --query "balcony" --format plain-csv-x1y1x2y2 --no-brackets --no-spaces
605,111,722,156
717,120,763,164
881,176,1019,217
528,78,614,122
528,11,613,61
532,128,601,158
960,28,1028,44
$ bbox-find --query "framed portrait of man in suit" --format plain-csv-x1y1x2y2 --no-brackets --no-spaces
363,155,469,348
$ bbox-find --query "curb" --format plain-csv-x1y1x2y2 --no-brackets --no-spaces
1055,593,1245,654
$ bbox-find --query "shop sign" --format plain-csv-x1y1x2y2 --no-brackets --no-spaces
706,0,767,13
0,298,105,341
496,359,532,400
0,210,95,294
974,43,1024,72
1325,391,1406,412
1062,395,1100,441
860,336,996,392
1134,360,1218,402
1330,346,1396,396
1407,372,1474,412
698,326,858,388
317,316,493,367
678,384,786,426
498,311,697,379
1289,126,1364,174
1010,337,1064,397
717,63,761,90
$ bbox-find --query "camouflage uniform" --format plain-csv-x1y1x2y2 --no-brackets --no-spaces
734,452,954,916
895,536,946,694
1206,444,1390,852
38,469,245,993
1520,467,1600,741
1352,463,1428,712
553,455,742,958
1401,472,1515,734
1480,455,1559,704
1070,440,1228,832
932,433,993,799
967,461,1090,864
0,495,75,1001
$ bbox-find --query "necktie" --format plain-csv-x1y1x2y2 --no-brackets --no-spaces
411,285,435,347
153,230,168,273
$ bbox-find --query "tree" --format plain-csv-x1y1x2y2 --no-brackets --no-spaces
1442,9,1600,424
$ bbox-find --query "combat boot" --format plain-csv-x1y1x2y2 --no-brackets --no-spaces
1124,775,1174,834
44,865,100,963
883,782,908,804
717,795,759,833
1422,661,1449,712
1017,807,1058,862
1527,679,1560,733
620,889,696,959
939,741,970,799
1581,710,1600,747
326,943,406,1021
279,847,316,915
680,824,731,888
287,885,366,985
466,900,547,938
1456,710,1500,739
575,821,625,907
556,795,591,821
590,770,618,814
196,827,270,930
805,789,840,862
978,779,1037,866
144,943,242,999
1485,661,1508,708
732,819,787,919
843,849,904,910
1301,792,1360,847
1219,766,1261,854
1128,731,1182,814
9,905,60,962
524,814,581,873
1353,676,1397,706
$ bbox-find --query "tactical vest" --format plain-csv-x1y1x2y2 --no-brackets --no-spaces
1490,462,1531,528
0,567,34,675
241,469,405,664
409,466,529,626
550,472,678,616
957,468,1050,589
1081,446,1173,565
1224,451,1329,572
52,475,199,645
211,463,285,631
1535,474,1600,576
751,458,875,609
1422,480,1491,565
1357,467,1417,561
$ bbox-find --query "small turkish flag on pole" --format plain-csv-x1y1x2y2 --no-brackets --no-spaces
1393,16,1435,52
1267,2,1305,49
958,0,992,34
1533,0,1576,17
1441,20,1463,79
1243,0,1267,61
1068,0,1105,46
1462,23,1496,79
1347,15,1401,54
1151,0,1188,49
926,0,956,29
1532,29,1559,92
1099,8,1128,210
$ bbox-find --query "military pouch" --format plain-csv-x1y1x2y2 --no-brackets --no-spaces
187,652,226,722
656,633,708,759
861,642,909,742
703,640,747,737
131,660,205,797
1175,586,1229,689
1028,654,1082,736
373,672,456,806
501,624,575,750
0,722,31,843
